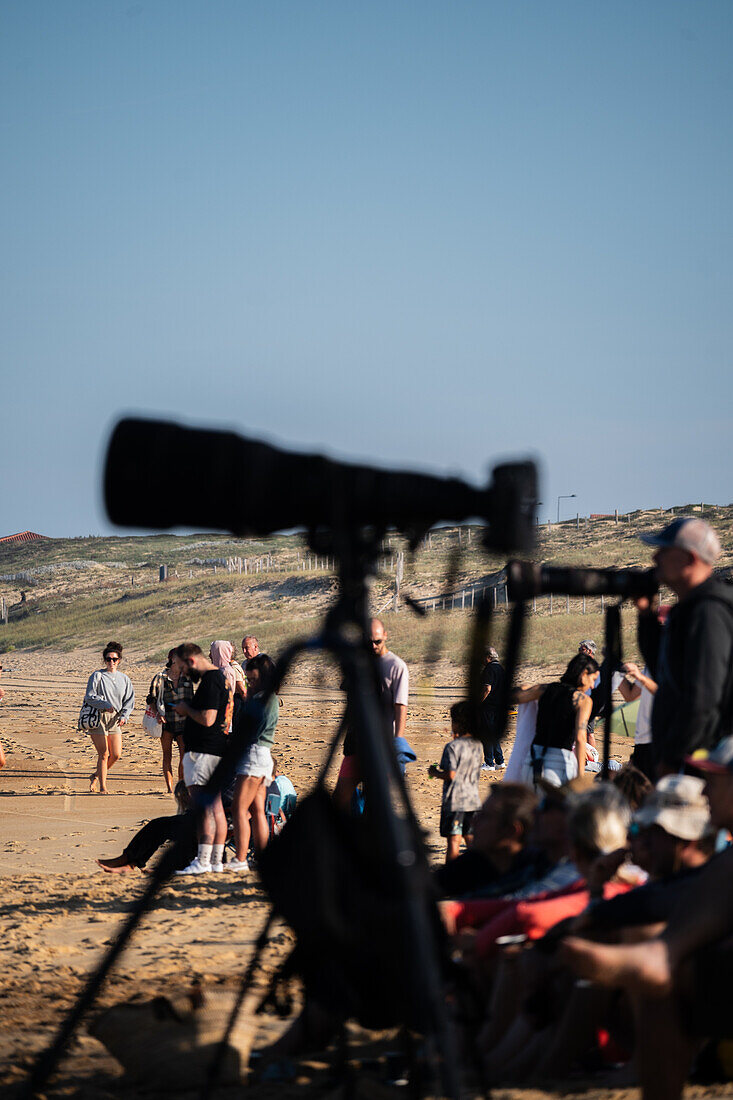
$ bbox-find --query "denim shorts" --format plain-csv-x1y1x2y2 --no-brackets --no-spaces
182,751,222,787
520,747,578,789
236,742,273,779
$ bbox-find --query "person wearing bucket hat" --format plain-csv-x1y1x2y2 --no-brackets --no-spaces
634,516,733,775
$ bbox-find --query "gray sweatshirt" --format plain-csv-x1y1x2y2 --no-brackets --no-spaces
84,669,135,720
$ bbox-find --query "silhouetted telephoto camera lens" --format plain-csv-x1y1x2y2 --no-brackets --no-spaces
104,418,539,552
506,560,659,602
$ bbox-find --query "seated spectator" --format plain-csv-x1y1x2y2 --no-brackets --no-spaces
457,784,636,965
610,762,654,812
267,757,297,828
471,784,636,1081
434,783,540,898
97,782,195,873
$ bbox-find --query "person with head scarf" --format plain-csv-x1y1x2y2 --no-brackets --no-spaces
209,640,237,732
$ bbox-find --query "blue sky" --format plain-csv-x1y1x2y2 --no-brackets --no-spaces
2,2,731,537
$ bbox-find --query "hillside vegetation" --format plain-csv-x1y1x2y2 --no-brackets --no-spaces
1,504,730,681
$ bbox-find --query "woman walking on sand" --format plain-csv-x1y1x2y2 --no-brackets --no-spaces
85,642,135,793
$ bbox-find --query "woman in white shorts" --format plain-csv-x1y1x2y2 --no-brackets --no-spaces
514,653,599,790
85,642,135,793
231,654,279,870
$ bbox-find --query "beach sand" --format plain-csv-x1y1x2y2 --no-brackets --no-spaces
0,649,723,1098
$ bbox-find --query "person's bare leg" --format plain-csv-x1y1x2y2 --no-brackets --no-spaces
106,731,122,775
160,729,174,793
446,834,461,863
533,982,612,1080
176,737,184,781
563,848,733,995
97,856,136,873
484,1013,537,1081
233,775,261,860
499,1027,551,1082
89,731,108,793
477,951,523,1051
631,988,695,1100
212,794,228,845
332,773,357,811
561,936,673,995
251,779,269,850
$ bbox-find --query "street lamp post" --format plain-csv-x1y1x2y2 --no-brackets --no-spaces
557,493,576,523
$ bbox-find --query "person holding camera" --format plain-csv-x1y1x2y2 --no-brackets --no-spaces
636,517,733,775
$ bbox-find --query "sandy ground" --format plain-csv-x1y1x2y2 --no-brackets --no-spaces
0,649,726,1099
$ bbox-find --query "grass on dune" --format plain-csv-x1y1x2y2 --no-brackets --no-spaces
2,503,729,672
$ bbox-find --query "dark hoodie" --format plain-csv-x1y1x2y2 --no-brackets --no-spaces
639,576,733,770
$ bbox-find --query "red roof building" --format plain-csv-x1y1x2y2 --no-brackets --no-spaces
0,531,48,545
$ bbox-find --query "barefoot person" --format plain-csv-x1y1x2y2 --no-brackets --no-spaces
97,782,195,873
85,642,135,794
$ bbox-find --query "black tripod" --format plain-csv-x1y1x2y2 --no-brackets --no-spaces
22,418,538,1098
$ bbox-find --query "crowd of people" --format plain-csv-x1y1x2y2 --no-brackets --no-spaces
67,514,733,1094
82,633,292,875
421,516,733,1099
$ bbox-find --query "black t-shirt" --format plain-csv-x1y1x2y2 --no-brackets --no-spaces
480,661,505,711
534,681,577,751
182,669,229,756
434,846,543,899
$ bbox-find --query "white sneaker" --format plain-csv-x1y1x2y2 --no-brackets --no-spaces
226,859,250,872
481,764,496,772
497,762,506,769
174,857,211,875
211,862,224,873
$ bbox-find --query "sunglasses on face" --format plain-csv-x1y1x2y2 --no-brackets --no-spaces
105,656,120,663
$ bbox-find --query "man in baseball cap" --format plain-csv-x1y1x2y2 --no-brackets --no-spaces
634,516,733,775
